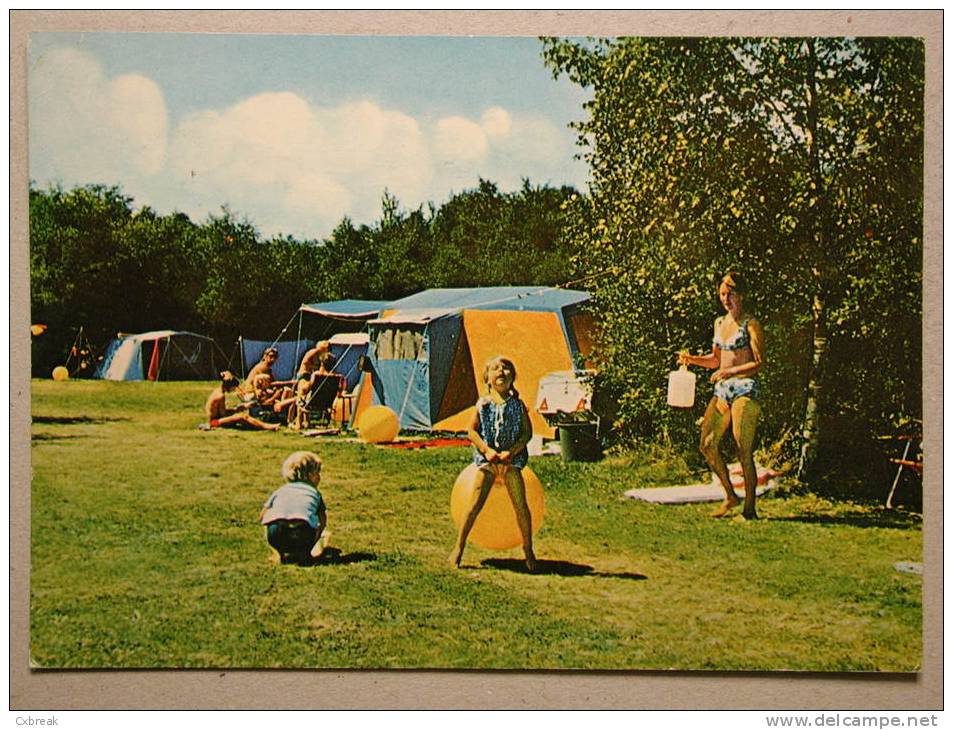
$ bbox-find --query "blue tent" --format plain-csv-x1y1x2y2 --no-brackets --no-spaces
238,299,390,382
94,330,219,381
239,338,314,382
298,299,392,341
361,287,595,435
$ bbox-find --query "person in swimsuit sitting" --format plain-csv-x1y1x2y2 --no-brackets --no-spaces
205,371,281,431
297,340,331,379
250,373,296,423
239,347,281,400
677,271,765,519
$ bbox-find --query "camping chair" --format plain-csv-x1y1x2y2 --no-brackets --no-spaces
290,374,344,430
884,433,923,509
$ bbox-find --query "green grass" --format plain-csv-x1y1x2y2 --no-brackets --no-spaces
30,380,922,670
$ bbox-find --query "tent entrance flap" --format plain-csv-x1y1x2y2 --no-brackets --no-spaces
368,312,463,431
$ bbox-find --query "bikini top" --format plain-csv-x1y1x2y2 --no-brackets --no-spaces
713,316,753,351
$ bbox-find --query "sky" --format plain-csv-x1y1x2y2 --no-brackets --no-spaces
28,33,592,241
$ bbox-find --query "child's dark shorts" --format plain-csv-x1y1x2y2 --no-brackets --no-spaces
266,519,317,557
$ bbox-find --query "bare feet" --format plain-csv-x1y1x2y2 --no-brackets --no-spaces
448,545,463,568
710,497,740,518
525,552,539,573
311,530,331,559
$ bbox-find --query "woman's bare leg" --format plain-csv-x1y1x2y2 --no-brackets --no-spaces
503,466,537,572
731,397,762,519
699,397,737,516
449,467,495,568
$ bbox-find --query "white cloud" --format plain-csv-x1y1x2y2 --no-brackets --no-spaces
29,47,169,184
480,107,512,139
108,75,168,175
434,116,488,162
167,93,432,237
29,46,586,240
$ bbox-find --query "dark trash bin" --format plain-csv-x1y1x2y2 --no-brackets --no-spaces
558,422,602,462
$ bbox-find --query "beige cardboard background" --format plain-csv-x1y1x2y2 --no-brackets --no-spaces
10,10,942,709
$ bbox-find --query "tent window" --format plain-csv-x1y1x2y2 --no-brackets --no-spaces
374,327,424,361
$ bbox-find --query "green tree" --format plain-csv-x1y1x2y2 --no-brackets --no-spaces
542,36,923,478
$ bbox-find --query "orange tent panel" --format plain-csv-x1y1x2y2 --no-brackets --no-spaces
432,309,573,437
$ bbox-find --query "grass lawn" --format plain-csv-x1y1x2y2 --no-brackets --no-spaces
29,380,922,671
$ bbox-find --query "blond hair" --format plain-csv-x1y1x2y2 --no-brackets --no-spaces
282,451,322,484
482,355,520,398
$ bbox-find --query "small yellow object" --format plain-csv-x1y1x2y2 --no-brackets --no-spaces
52,366,70,381
356,405,400,444
450,464,545,551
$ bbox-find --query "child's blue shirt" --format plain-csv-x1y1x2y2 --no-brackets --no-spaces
472,395,529,469
260,481,324,529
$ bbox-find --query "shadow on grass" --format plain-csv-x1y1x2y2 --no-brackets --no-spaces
480,558,648,580
772,512,922,530
33,416,127,425
31,433,89,442
288,547,377,567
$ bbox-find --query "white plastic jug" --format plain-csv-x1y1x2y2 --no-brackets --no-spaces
667,365,696,408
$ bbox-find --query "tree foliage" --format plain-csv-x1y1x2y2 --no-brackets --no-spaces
542,36,923,476
29,179,579,375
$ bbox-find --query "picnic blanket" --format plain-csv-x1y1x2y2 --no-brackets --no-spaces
381,437,471,450
624,463,779,504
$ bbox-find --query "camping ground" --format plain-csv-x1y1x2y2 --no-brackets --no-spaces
30,379,922,671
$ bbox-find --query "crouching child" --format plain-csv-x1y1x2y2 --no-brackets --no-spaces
259,451,328,565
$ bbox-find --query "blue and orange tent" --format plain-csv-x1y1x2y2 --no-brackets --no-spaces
354,287,595,436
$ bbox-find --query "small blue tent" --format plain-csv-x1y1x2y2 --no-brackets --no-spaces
94,330,219,381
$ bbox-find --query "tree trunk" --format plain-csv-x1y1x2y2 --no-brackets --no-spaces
797,38,827,482
798,289,826,480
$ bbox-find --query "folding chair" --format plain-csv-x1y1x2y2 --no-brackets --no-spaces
885,434,923,509
290,374,343,430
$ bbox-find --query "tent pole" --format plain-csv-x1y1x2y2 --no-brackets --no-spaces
212,338,232,377
154,336,172,382
64,326,84,370
294,307,304,372
271,309,301,349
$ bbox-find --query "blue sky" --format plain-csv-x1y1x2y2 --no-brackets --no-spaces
28,33,591,240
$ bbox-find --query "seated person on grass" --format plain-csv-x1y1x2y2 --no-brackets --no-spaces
259,450,328,565
297,340,331,378
250,373,295,424
291,353,341,430
239,347,280,400
205,371,280,431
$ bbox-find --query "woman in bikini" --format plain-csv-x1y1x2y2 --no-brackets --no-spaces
677,271,764,519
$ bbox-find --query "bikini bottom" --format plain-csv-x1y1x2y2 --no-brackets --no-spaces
714,377,760,406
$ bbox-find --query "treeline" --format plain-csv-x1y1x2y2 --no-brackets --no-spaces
29,178,579,375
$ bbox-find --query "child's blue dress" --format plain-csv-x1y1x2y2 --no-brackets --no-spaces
472,395,529,469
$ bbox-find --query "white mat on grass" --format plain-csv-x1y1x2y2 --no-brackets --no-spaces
624,464,778,504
